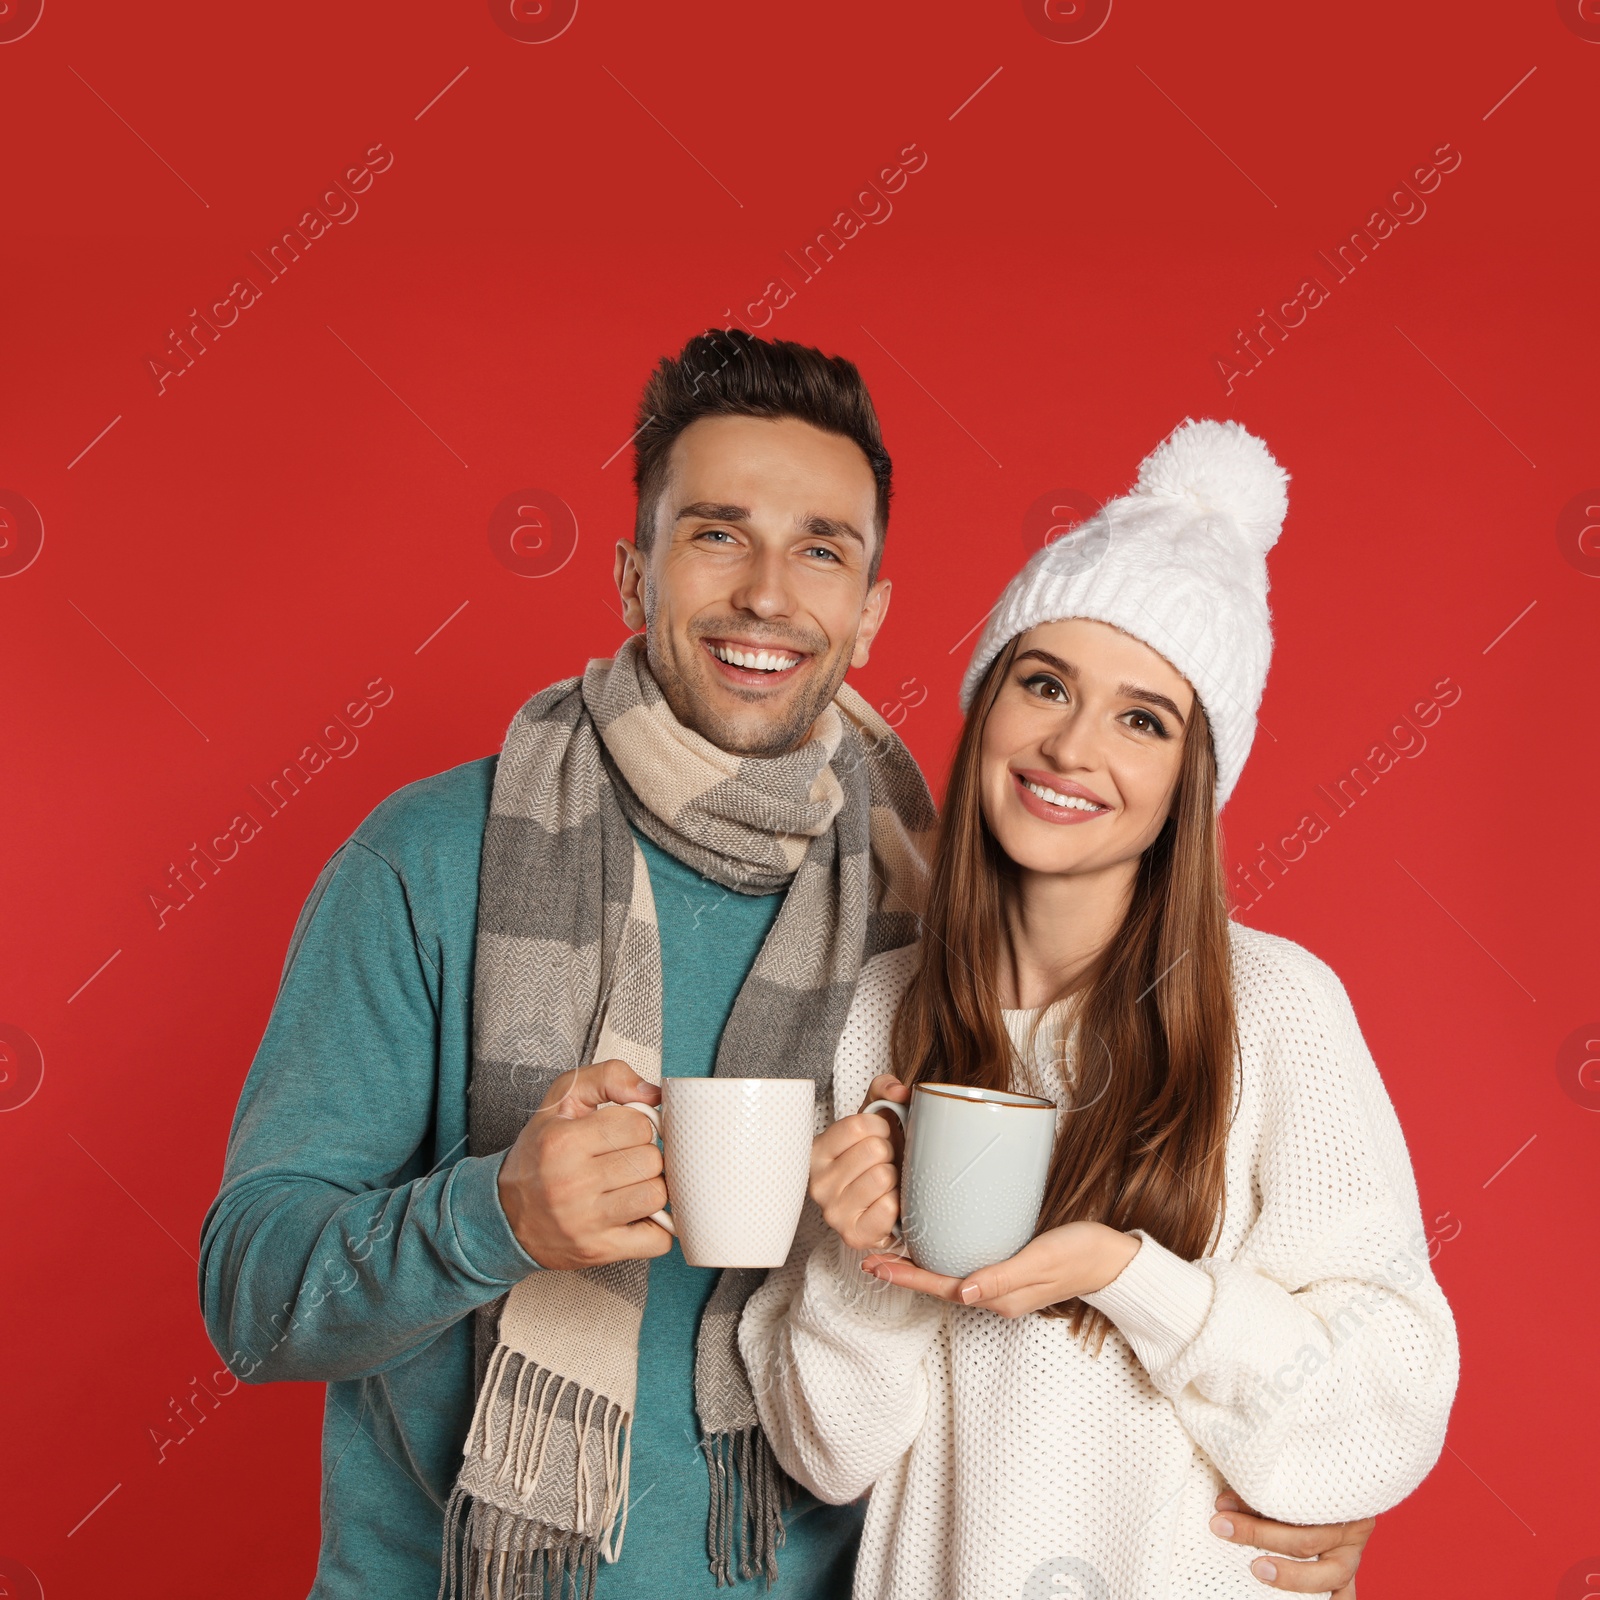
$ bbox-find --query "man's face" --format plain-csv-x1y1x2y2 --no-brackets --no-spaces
614,415,891,757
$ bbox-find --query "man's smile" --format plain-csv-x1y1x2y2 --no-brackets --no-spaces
700,635,811,689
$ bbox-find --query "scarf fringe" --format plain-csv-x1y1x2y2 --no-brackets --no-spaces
703,1424,794,1588
440,1367,794,1595
440,1349,633,1600
440,1486,602,1600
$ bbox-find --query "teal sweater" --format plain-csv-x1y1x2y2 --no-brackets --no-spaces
199,757,864,1598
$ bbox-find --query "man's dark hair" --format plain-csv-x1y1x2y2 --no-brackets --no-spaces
631,328,893,580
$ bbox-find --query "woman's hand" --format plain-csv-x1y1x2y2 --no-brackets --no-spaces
861,1219,1141,1317
810,1073,909,1250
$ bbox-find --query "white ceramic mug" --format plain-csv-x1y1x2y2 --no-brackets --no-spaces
619,1078,815,1269
862,1081,1058,1279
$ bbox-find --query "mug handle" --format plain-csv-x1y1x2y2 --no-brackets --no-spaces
860,1098,907,1243
599,1099,675,1237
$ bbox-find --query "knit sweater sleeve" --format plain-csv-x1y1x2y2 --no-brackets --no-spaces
1082,936,1459,1522
740,1206,945,1504
199,838,538,1384
739,947,945,1504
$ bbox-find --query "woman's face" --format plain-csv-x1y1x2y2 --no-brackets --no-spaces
979,618,1196,881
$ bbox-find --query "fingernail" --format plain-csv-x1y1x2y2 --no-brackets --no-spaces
1252,1560,1277,1582
1216,1493,1242,1512
1209,1516,1233,1538
960,1283,981,1303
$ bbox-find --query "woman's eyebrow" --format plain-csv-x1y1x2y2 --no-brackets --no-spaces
1117,683,1187,726
1016,648,1077,677
1016,649,1187,726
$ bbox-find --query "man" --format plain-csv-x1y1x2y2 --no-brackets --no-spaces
200,329,1374,1598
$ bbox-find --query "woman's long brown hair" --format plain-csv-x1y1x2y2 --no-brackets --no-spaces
889,636,1238,1337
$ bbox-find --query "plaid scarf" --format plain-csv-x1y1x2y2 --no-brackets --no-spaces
442,635,934,1598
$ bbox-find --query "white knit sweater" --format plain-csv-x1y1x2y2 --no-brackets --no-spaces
739,923,1458,1600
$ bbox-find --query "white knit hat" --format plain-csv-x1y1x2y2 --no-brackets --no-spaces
960,418,1289,809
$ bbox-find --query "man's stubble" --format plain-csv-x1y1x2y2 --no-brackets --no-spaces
640,600,847,760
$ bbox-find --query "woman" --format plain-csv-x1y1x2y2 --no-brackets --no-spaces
739,419,1458,1599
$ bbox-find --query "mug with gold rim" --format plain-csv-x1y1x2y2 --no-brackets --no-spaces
863,1081,1059,1280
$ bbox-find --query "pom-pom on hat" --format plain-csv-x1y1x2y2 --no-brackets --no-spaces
960,418,1289,809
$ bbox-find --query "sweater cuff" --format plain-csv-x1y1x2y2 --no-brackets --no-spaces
817,1232,945,1329
1081,1229,1214,1372
446,1150,543,1282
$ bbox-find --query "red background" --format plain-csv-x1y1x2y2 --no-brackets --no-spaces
2,2,1596,1595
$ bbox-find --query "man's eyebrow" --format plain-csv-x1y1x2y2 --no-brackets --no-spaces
673,503,866,550
674,501,749,524
1014,648,1188,726
800,513,864,547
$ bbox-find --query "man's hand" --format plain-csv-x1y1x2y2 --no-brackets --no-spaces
810,1073,908,1250
497,1059,673,1270
1210,1491,1374,1597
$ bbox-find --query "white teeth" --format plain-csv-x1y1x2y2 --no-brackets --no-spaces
711,643,798,673
1023,779,1103,813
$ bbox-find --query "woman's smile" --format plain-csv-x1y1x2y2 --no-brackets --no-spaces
1010,768,1112,825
